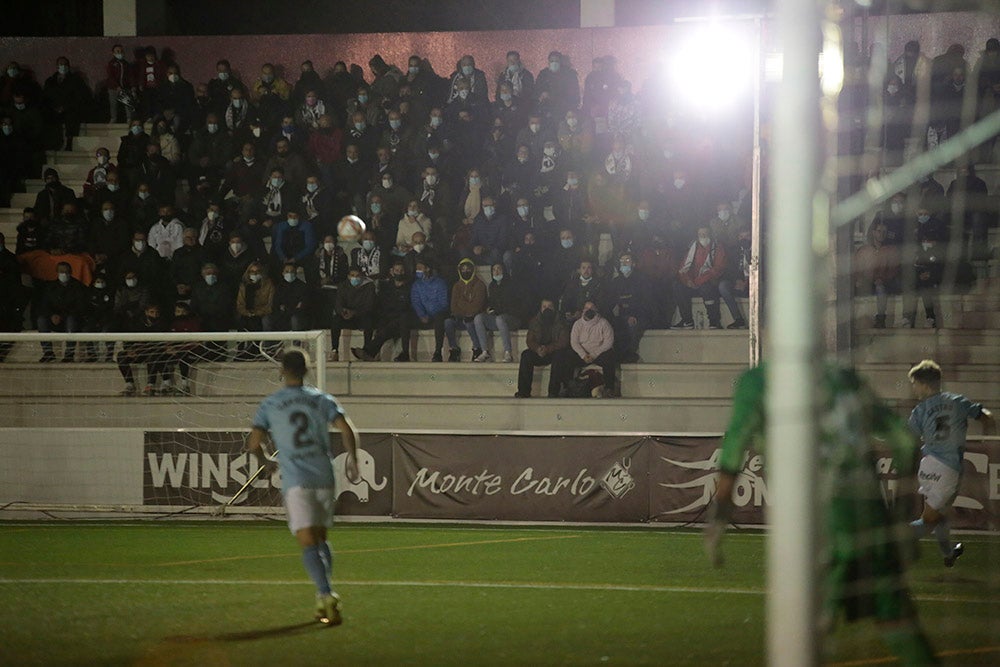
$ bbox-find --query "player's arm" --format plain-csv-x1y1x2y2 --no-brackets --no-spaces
333,414,361,483
247,426,268,456
977,407,996,435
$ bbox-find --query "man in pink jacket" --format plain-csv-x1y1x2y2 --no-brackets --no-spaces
549,300,619,397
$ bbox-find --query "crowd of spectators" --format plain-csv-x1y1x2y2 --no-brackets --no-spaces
1,37,997,396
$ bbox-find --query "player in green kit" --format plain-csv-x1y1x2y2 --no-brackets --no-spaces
704,364,939,666
247,349,360,625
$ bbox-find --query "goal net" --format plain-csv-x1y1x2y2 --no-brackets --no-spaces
0,329,327,518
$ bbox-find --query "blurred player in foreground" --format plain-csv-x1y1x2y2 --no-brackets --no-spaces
247,348,360,625
907,359,995,567
705,364,939,666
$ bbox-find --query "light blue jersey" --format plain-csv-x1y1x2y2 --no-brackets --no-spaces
908,392,982,473
252,385,343,490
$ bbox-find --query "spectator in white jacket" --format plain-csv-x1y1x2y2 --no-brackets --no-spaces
549,300,619,397
147,204,185,259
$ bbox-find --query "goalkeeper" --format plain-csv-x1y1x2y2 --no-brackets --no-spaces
705,364,938,666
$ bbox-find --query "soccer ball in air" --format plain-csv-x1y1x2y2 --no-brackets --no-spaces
337,215,366,242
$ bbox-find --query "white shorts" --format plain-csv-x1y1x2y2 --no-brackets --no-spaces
917,456,960,512
283,486,337,534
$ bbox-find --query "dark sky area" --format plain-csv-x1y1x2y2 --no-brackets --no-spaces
2,0,972,37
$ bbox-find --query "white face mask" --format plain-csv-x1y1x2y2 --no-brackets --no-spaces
921,241,932,251
207,210,219,221
270,178,283,188
168,74,178,83
230,242,242,254
638,210,650,221
887,84,899,95
107,183,119,192
382,179,393,189
517,206,529,217
218,71,229,80
698,236,711,247
287,218,299,227
674,179,686,189
102,209,115,221
57,272,70,284
567,118,578,128
407,209,419,217
430,116,442,128
483,206,495,217
205,274,218,285
133,240,145,251
306,182,319,193
207,123,218,133
362,240,375,251
97,155,108,165
529,123,540,133
548,61,560,72
543,147,556,157
428,152,440,160
567,178,578,187
231,98,243,108
249,273,262,283
718,210,731,222
137,191,149,200
500,93,511,102
283,273,296,283
125,278,138,288
324,242,336,252
251,127,261,138
412,243,426,253
890,202,903,215
561,238,573,249
425,174,438,186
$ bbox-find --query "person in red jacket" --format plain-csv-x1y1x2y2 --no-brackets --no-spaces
672,225,727,329
106,44,135,123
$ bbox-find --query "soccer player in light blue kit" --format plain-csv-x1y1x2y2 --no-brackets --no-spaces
247,348,360,624
907,360,995,567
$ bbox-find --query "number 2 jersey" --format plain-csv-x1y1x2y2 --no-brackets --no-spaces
908,392,983,473
253,385,344,490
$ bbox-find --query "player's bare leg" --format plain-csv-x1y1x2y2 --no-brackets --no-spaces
911,505,962,566
297,526,342,625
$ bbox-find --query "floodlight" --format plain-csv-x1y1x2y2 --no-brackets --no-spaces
668,23,754,112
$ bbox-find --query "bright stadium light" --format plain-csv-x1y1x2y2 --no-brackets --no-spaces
668,22,754,111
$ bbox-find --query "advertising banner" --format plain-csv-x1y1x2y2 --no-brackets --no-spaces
143,431,393,515
392,435,648,522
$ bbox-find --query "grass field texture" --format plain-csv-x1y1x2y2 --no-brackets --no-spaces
1,522,998,666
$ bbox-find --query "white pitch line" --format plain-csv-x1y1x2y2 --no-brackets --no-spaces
0,578,996,604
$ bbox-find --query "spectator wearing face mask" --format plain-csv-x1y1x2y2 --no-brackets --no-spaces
328,266,376,362
225,89,251,133
551,172,588,241
345,86,385,134
170,227,206,290
351,230,383,280
198,202,229,261
0,114,31,205
112,268,151,333
409,260,450,361
396,199,433,252
136,47,167,118
369,163,412,225
129,182,159,235
265,262,309,333
515,114,552,162
606,252,652,363
902,231,945,329
264,138,309,195
534,51,580,122
352,260,412,362
137,142,176,205
159,65,196,132
447,55,488,106
36,261,86,362
148,116,182,167
223,143,265,224
220,232,256,288
497,51,535,105
673,225,727,329
472,263,519,363
89,201,130,276
550,300,618,398
119,231,167,296
272,209,317,276
293,61,325,108
543,229,583,300
188,113,233,184
41,57,90,150
1,61,42,108
257,168,295,246
300,174,338,242
869,193,908,247
559,259,604,322
116,119,149,189
82,273,116,362
415,166,454,237
45,202,88,255
403,231,437,277
854,221,901,329
467,195,513,275
557,110,595,170
208,59,246,117
191,263,234,357
514,298,569,398
493,82,527,134
117,301,170,396
444,258,488,362
235,261,274,358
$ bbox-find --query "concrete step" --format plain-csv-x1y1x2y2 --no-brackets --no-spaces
2,329,754,366
41,162,111,181
25,179,85,194
79,123,130,137
852,328,1000,365
0,394,737,432
857,363,1000,402
852,291,1000,329
72,136,121,153
46,150,103,166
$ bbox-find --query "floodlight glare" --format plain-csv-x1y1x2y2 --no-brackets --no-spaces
669,23,753,112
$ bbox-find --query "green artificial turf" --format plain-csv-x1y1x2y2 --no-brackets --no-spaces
0,522,997,666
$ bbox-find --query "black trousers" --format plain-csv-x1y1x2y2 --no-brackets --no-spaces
517,348,557,397
550,348,618,395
